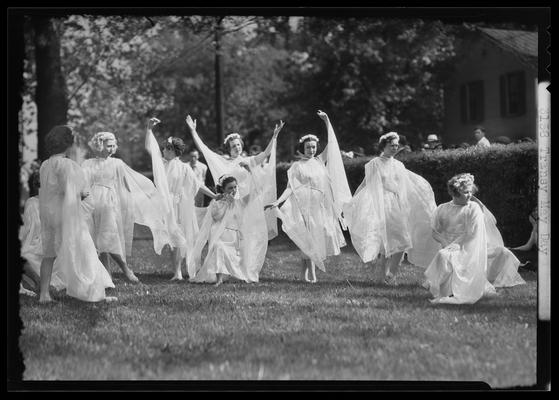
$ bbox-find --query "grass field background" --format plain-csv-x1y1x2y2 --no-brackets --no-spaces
18,227,537,387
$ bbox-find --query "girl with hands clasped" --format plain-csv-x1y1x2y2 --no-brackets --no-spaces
266,110,352,283
189,175,254,286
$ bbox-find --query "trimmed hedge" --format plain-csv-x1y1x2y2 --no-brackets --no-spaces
276,143,538,246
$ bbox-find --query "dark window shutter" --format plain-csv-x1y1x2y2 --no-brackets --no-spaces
518,71,526,116
479,80,485,122
460,85,467,123
500,75,507,117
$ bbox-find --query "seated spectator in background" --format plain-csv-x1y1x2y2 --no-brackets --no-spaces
459,142,470,149
422,134,443,151
473,126,491,148
494,136,512,145
510,208,538,271
517,137,535,144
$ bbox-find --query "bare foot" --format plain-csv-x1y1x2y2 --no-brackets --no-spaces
19,286,37,297
214,280,223,287
511,245,533,251
39,296,54,304
104,296,118,303
383,273,396,286
170,275,184,282
125,270,140,283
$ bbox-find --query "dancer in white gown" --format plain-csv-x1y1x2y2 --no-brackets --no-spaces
423,173,525,304
145,117,218,280
189,176,257,286
343,132,439,284
38,125,115,303
185,115,283,282
82,131,175,283
265,110,351,282
19,172,64,296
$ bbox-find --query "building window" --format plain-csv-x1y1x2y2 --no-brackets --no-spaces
460,80,485,124
500,71,526,117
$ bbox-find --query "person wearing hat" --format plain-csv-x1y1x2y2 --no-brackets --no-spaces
426,134,443,150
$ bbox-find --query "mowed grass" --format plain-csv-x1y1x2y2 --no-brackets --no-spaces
19,226,537,387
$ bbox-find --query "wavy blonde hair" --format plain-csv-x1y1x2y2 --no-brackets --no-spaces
88,131,118,153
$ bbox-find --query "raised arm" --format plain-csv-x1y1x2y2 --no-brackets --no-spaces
316,110,330,163
197,184,219,200
252,120,284,165
185,115,204,153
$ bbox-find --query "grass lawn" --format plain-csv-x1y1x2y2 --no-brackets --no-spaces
18,227,537,387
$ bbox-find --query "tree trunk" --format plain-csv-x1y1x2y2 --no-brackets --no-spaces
214,17,224,146
33,16,68,161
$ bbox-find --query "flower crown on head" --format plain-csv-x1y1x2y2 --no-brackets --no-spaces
223,133,241,145
218,174,234,186
379,131,399,143
452,173,475,189
299,134,319,144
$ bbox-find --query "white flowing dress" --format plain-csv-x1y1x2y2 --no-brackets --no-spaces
81,157,176,261
276,158,346,271
187,129,278,282
39,155,114,301
343,156,439,267
19,196,64,289
190,197,249,283
274,118,351,270
424,200,525,305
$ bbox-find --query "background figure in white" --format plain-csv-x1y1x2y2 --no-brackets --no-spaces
474,126,491,148
423,173,525,305
344,132,439,285
82,132,173,283
266,110,351,283
190,176,255,286
511,208,538,251
188,149,208,207
185,115,284,282
38,125,115,303
19,171,64,296
145,118,217,281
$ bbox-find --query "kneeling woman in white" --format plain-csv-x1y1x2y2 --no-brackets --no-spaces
266,110,351,283
423,173,525,305
189,176,253,286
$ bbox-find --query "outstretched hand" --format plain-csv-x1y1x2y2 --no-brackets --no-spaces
273,120,285,138
147,117,161,130
239,161,251,172
185,115,197,131
317,110,329,121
